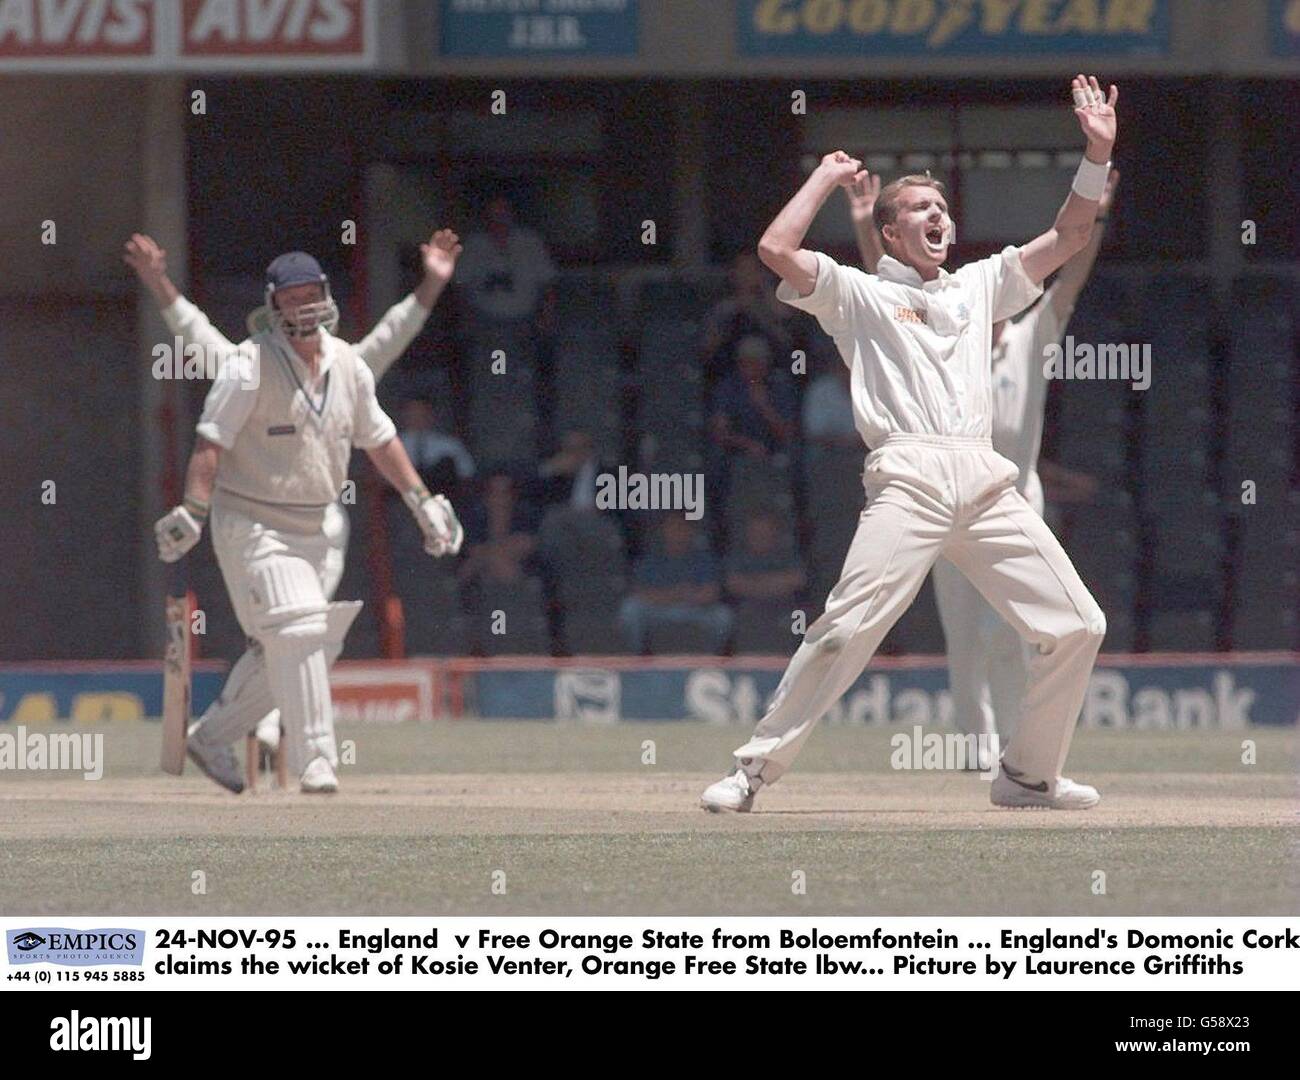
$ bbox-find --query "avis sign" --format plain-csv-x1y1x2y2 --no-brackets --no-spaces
0,0,376,69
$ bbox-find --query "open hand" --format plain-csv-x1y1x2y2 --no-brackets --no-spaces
1071,74,1118,159
421,228,462,284
123,233,168,281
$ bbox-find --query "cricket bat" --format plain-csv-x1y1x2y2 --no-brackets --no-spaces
160,563,192,775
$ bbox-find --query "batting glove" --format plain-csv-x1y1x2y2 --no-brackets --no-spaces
154,504,203,563
406,489,464,558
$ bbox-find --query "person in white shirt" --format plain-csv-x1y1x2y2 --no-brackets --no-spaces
456,194,558,327
143,250,464,794
845,170,1118,755
126,230,462,783
702,75,1118,813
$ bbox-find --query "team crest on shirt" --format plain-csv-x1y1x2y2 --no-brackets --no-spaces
894,305,927,325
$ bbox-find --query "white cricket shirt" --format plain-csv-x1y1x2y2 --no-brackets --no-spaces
777,247,1042,448
196,328,396,528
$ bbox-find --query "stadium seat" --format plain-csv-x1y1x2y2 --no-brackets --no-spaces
1148,521,1224,579
401,573,470,657
725,455,797,539
644,615,729,656
561,611,634,655
732,600,801,656
881,577,945,655
537,508,629,653
1231,604,1298,651
804,446,863,603
1228,497,1299,650
468,577,551,655
1146,610,1216,652
635,315,707,471
1141,275,1212,354
467,375,539,465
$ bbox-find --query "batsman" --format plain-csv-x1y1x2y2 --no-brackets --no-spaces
151,251,463,793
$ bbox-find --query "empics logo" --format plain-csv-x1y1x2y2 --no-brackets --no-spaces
7,927,144,966
50,1012,151,1061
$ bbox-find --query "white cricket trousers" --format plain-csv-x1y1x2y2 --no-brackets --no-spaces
734,436,1104,785
200,501,357,777
931,471,1044,743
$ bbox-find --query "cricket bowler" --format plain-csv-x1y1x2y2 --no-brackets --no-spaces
846,169,1119,756
702,75,1118,812
149,250,463,793
126,229,462,781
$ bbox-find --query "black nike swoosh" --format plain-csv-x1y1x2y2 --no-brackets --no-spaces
1002,765,1049,793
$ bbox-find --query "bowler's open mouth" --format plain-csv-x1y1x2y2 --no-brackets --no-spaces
926,224,945,245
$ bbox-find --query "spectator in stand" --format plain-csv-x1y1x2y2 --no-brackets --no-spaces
398,398,476,503
458,469,542,588
618,515,733,654
700,251,798,386
801,359,858,468
726,512,806,611
536,429,607,511
709,334,799,460
456,193,557,335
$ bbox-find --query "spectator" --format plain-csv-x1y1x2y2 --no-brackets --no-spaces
710,334,799,459
398,398,476,501
700,251,797,385
726,512,806,610
801,360,858,466
618,515,733,654
456,194,557,333
536,429,607,511
459,469,542,587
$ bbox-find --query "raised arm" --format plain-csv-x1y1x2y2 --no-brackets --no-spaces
758,151,866,296
1019,76,1118,287
1045,168,1118,318
124,233,238,357
845,172,885,273
356,228,462,378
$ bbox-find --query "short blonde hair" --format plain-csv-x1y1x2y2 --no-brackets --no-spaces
872,174,949,235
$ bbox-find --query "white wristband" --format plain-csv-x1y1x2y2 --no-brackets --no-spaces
1071,156,1110,202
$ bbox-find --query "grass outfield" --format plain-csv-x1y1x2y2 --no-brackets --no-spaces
1,722,1295,916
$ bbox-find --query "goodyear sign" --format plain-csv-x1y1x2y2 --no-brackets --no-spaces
1273,0,1300,55
738,0,1170,56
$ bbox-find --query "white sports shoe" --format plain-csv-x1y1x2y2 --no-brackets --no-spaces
186,723,244,794
299,756,339,795
991,766,1099,810
700,766,762,813
254,710,281,754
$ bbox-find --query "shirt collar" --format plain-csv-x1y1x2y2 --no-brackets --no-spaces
876,255,957,291
273,327,334,379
